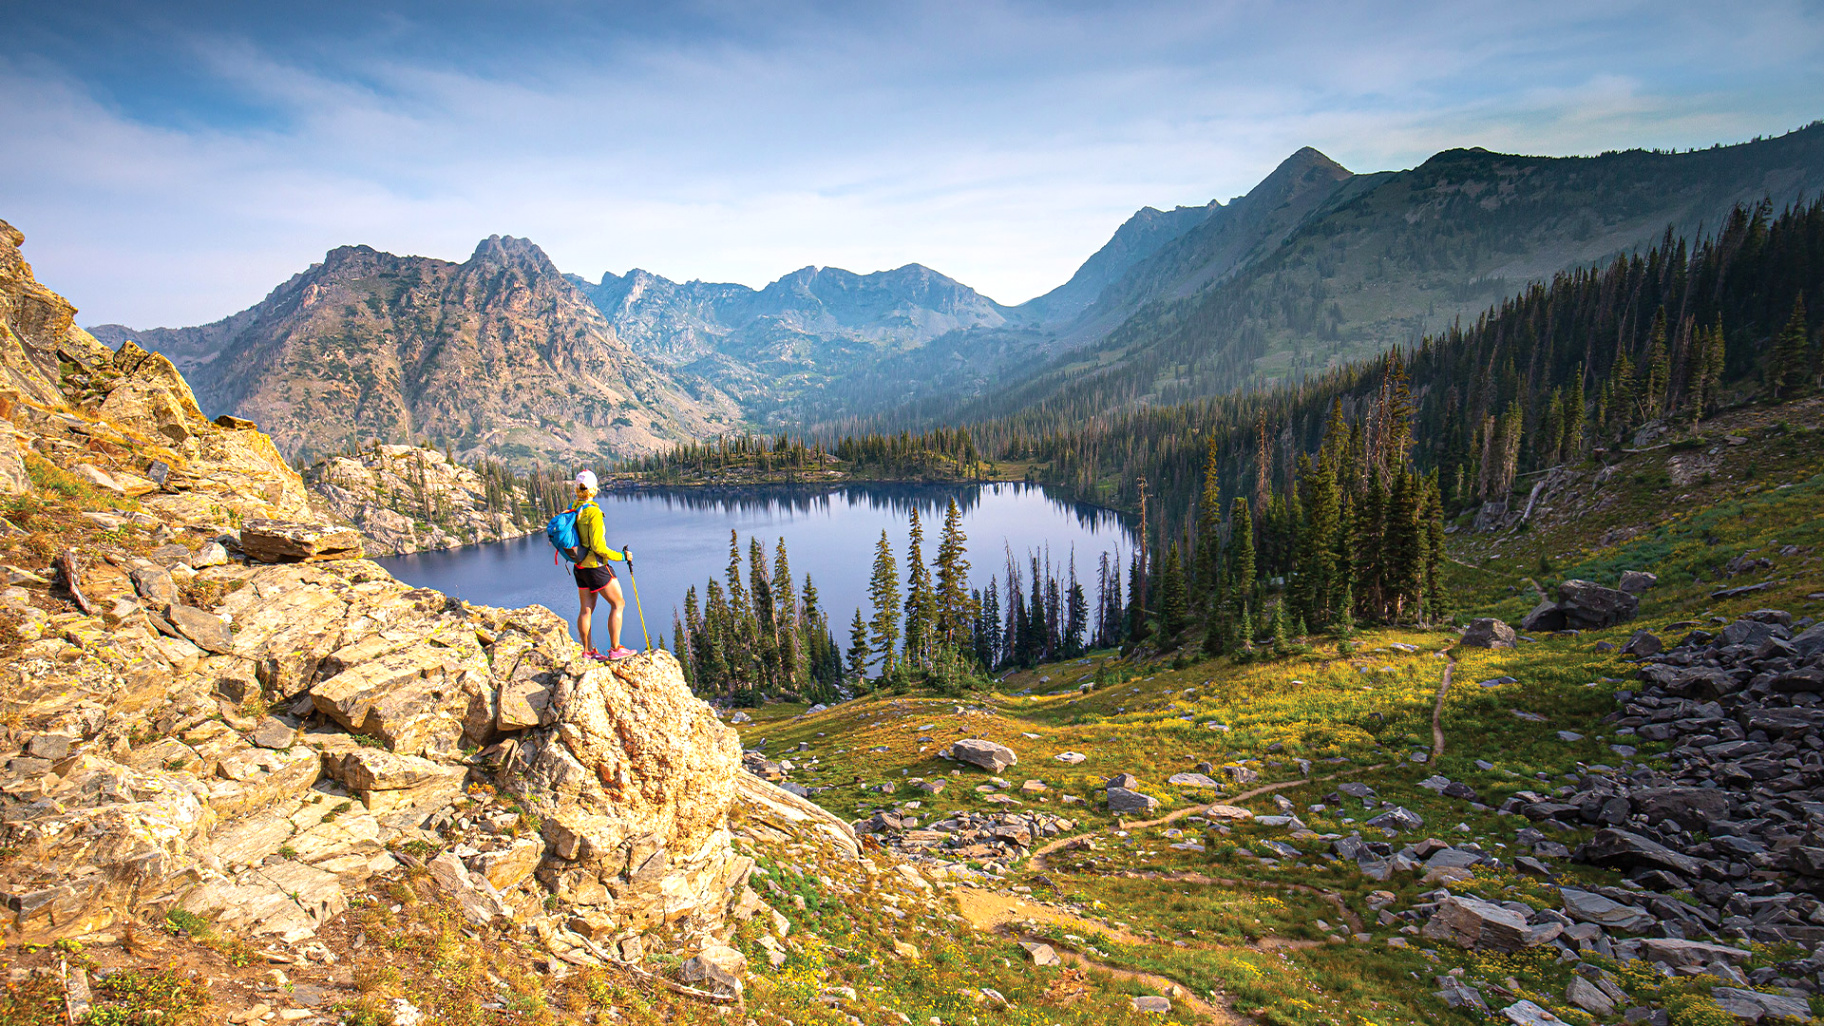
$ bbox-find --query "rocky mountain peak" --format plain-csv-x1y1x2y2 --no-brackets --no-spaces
468,233,560,275
1253,145,1354,203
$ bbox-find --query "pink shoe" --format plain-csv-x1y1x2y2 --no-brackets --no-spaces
606,646,637,661
584,648,610,662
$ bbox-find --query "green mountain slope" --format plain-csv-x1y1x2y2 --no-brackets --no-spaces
901,122,1824,432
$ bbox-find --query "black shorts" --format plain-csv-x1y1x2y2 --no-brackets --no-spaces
574,564,616,593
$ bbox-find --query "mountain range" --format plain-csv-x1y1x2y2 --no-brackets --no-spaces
93,235,737,467
94,122,1824,464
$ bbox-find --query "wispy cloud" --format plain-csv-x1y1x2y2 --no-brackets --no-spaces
2,0,1820,326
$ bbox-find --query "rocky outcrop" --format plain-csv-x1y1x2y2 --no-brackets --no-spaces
303,444,534,556
240,519,365,563
0,219,756,967
1520,579,1640,631
499,650,751,938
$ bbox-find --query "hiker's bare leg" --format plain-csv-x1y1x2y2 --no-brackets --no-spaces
604,578,626,650
577,588,597,652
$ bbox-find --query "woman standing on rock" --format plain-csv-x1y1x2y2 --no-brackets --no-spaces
571,471,635,661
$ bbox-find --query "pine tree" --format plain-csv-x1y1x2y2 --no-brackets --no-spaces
1158,543,1189,642
1640,306,1670,421
1268,599,1290,656
1045,568,1062,659
1565,368,1586,453
1065,578,1088,657
1125,550,1150,646
902,510,935,670
976,582,1000,669
1193,435,1222,608
1770,295,1811,400
672,610,694,687
1253,414,1271,522
1421,471,1449,622
1201,592,1227,657
1290,451,1339,629
846,608,871,684
1096,552,1122,649
749,538,780,690
867,531,900,679
1024,558,1048,667
1352,472,1384,620
1608,351,1636,440
723,530,754,682
1385,468,1426,621
700,580,733,693
683,586,708,687
1227,496,1255,603
1232,600,1254,655
1690,323,1725,418
933,498,972,648
773,539,799,688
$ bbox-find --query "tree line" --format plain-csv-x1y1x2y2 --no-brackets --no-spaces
624,428,990,482
671,396,1451,703
976,197,1822,533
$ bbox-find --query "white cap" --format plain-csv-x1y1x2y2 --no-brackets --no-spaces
574,470,598,491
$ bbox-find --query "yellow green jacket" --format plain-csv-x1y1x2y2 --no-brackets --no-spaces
574,502,625,569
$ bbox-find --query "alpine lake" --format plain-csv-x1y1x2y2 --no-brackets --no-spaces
374,482,1135,646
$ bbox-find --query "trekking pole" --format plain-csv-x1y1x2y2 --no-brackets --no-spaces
623,544,651,651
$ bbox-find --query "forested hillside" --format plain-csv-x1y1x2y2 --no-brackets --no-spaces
856,123,1824,435
987,196,1823,534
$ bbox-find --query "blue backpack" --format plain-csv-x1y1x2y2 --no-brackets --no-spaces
546,500,596,564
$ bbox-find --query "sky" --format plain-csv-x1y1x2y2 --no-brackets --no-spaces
2,0,1821,328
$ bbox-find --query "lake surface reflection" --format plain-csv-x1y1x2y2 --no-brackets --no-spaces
374,483,1134,645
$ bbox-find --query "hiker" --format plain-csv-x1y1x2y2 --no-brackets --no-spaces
570,470,635,661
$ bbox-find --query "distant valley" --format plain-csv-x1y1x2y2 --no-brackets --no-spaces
95,122,1824,465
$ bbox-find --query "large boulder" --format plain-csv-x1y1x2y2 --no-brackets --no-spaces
1521,580,1639,632
951,739,1017,772
1710,988,1812,1022
1519,600,1564,632
501,651,750,938
240,519,365,563
1558,888,1653,932
1420,895,1532,951
1461,618,1516,649
1553,580,1639,629
1106,787,1160,816
1576,828,1701,877
1629,787,1730,831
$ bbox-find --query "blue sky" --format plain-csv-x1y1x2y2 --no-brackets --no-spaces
3,0,1821,327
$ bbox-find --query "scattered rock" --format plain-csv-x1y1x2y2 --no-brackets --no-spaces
166,604,234,654
239,520,365,563
1106,787,1159,815
951,739,1018,772
1500,999,1569,1025
1461,618,1517,648
1618,570,1658,595
1019,941,1059,966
